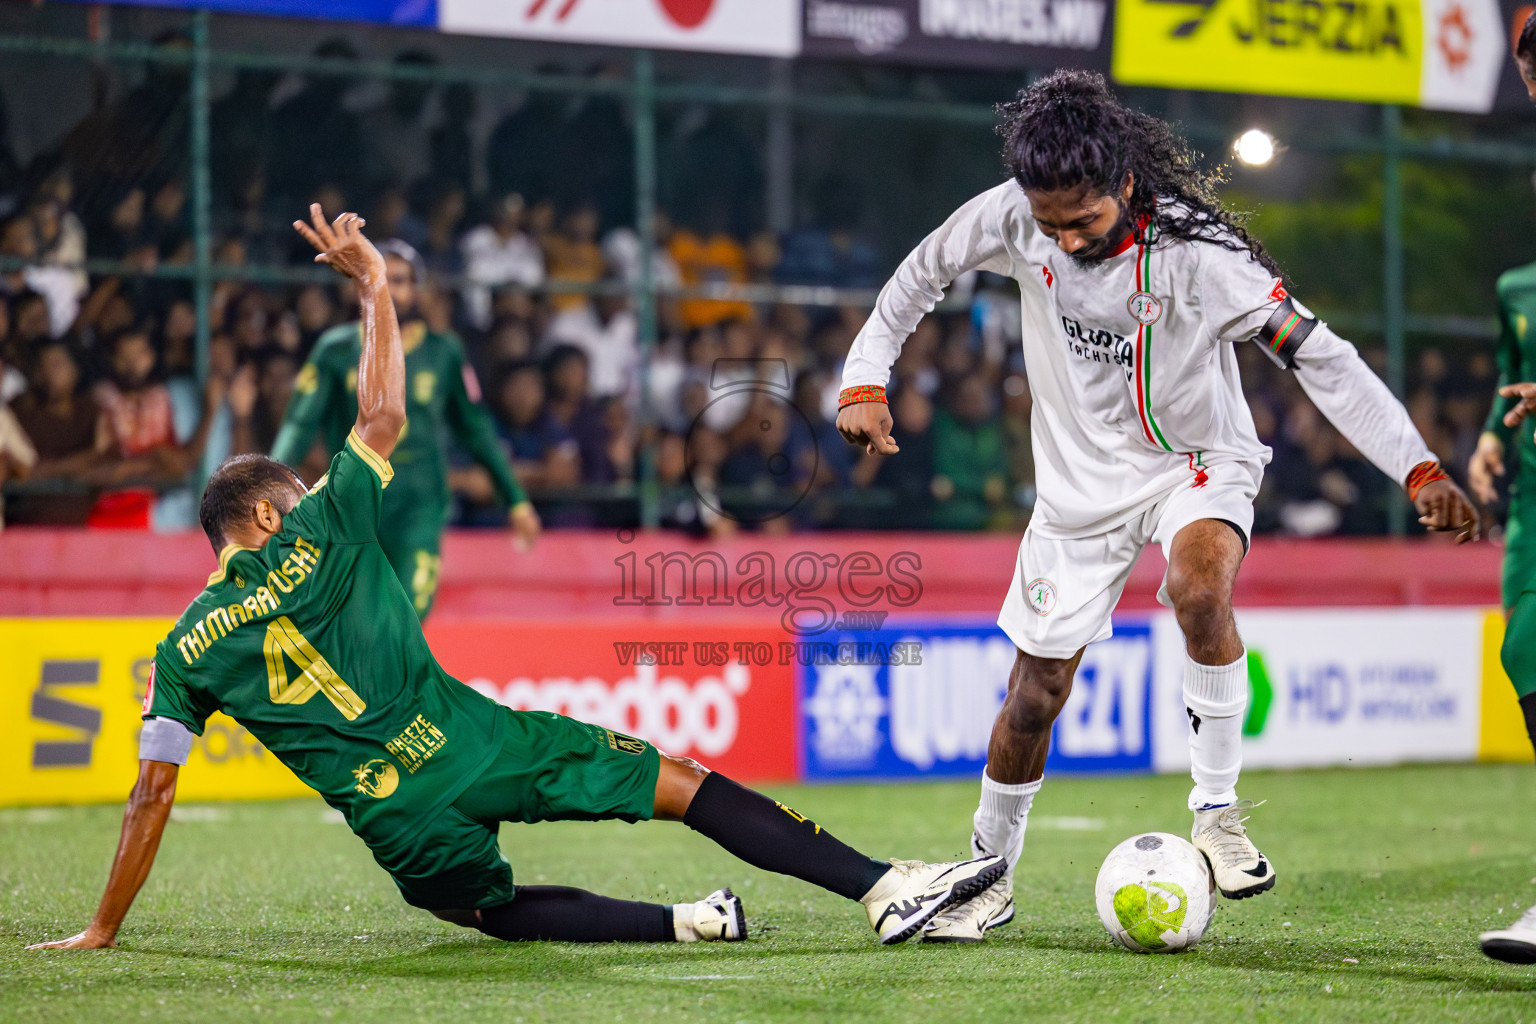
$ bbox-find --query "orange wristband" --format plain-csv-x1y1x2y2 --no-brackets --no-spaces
838,385,887,409
1405,460,1448,501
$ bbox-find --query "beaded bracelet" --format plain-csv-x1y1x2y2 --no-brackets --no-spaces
838,385,888,409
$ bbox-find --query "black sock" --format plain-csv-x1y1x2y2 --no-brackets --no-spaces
682,772,889,901
1521,693,1536,758
478,885,673,942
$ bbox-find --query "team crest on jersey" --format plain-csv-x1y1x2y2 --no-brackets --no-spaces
1026,578,1058,616
353,758,400,799
1127,291,1163,326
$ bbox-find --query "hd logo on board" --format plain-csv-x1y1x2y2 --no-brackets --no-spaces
800,620,1153,780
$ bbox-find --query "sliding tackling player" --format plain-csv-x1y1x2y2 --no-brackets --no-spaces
29,206,1002,952
837,70,1477,943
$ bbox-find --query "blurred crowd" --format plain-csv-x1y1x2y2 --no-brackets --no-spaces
0,35,1499,536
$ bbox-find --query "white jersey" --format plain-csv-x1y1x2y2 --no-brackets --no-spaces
843,182,1434,537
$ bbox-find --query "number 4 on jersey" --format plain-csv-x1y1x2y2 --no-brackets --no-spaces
263,616,367,720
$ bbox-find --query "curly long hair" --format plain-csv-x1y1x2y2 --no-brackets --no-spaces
997,69,1282,278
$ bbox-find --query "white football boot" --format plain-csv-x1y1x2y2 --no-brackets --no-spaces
1191,799,1276,899
861,856,1006,945
1480,902,1536,964
921,877,1015,943
673,889,747,942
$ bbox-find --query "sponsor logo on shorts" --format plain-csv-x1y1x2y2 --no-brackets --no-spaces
1026,578,1058,616
352,758,399,799
1128,292,1163,325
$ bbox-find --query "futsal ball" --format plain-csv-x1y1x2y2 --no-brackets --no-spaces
1094,832,1216,953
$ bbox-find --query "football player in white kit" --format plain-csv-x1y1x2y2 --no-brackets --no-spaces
837,70,1479,943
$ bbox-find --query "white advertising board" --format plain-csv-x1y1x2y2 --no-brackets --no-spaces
1151,609,1486,773
439,0,801,57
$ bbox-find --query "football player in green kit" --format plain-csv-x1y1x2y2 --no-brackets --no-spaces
1468,10,1536,965
270,237,538,619
28,206,1003,952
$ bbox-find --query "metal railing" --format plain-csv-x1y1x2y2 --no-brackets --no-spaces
5,8,1536,532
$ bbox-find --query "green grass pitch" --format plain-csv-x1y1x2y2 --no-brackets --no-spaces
4,764,1535,1023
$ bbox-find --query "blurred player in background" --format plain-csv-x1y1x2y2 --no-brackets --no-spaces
1464,10,1536,966
838,70,1476,944
271,237,539,619
27,207,1005,953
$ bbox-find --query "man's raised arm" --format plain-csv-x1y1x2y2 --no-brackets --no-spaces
27,760,180,950
293,204,405,461
837,183,1020,455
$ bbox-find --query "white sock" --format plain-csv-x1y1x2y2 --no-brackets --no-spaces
1183,650,1248,811
972,769,1041,882
672,902,700,942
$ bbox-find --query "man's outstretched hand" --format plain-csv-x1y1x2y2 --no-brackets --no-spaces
293,204,386,287
26,927,116,951
1500,382,1536,436
836,402,899,456
1414,478,1480,544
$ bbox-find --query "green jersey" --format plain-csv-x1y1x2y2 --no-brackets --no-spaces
145,433,504,845
271,321,526,523
1486,262,1536,499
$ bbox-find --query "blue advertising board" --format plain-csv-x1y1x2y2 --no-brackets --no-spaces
799,618,1153,781
57,1,437,26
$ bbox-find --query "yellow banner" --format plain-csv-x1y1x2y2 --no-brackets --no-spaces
1480,611,1534,763
1113,0,1421,105
1,619,312,807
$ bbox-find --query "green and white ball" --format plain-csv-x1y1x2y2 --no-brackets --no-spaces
1094,832,1216,953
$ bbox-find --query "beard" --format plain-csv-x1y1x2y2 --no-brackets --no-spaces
1067,200,1136,267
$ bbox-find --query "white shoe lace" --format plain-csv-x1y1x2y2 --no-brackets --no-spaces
1198,798,1264,869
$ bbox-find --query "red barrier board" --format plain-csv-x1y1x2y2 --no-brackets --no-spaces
425,621,799,783
0,528,1503,617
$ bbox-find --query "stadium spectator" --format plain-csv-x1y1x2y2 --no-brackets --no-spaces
1000,372,1035,514
428,83,478,198
545,202,605,313
777,175,881,289
669,207,752,328
852,383,935,529
493,359,579,492
542,279,637,400
210,68,281,211
419,183,467,276
10,340,101,524
461,192,545,331
57,30,191,196
360,50,439,193
0,346,37,528
366,185,428,252
930,372,1010,531
268,38,366,206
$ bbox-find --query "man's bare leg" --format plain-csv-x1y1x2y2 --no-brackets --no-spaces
971,648,1083,879
1165,518,1275,898
1164,519,1246,810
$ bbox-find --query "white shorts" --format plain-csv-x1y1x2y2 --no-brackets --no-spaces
997,460,1260,659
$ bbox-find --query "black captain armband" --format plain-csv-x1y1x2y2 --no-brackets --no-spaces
1257,298,1318,370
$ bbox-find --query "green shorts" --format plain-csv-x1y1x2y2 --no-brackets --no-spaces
367,708,661,911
